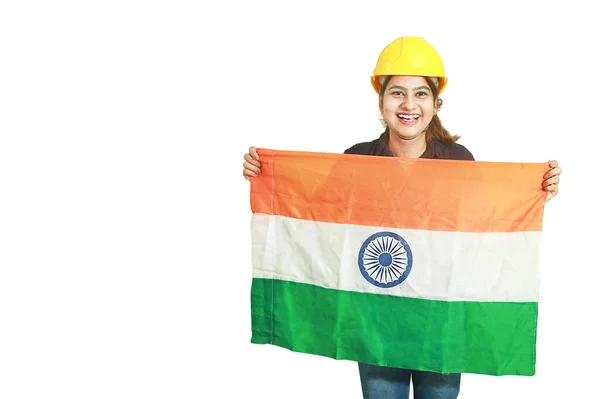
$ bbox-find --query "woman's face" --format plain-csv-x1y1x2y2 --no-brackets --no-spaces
380,75,436,141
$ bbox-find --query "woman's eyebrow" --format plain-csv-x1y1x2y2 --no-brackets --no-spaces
388,85,431,92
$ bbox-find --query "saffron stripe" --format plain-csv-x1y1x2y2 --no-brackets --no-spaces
250,148,547,232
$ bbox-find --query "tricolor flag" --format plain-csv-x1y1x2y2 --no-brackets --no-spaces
249,148,547,376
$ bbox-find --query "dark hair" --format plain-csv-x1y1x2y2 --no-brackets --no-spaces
379,75,461,143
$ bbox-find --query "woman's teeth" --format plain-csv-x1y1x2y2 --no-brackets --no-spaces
398,114,419,120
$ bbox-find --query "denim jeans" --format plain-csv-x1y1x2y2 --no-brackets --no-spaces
358,363,461,399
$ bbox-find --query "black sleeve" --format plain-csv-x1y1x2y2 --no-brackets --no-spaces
452,144,475,161
460,146,475,161
343,142,370,155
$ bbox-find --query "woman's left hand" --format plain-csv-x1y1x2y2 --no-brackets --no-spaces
543,160,562,202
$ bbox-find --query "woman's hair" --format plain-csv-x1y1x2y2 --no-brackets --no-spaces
378,75,461,143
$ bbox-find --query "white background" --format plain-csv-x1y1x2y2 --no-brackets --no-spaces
1,1,597,398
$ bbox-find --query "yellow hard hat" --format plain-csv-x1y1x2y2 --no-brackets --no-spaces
371,36,448,95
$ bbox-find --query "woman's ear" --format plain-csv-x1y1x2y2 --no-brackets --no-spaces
435,98,443,114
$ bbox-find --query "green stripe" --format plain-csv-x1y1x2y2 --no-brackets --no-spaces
250,278,537,376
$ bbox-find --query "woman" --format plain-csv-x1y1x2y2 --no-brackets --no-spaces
241,36,562,399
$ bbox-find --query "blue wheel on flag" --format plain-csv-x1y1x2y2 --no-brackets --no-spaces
358,231,413,288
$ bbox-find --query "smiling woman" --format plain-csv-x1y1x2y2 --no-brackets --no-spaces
378,74,458,158
240,35,563,399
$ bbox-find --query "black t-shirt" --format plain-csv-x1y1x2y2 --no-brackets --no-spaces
343,131,475,161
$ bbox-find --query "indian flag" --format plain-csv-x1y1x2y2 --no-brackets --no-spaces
249,148,547,376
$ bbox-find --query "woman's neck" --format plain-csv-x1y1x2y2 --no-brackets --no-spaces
387,130,427,159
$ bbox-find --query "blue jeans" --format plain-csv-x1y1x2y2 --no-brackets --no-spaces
358,363,461,399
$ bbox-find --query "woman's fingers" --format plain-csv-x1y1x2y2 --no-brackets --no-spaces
243,160,261,174
542,175,560,188
249,146,259,161
244,153,261,168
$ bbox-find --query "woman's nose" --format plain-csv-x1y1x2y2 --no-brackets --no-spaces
400,96,417,110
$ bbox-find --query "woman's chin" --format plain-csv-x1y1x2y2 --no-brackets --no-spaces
389,128,425,141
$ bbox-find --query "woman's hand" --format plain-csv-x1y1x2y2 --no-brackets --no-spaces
543,160,562,202
243,146,261,180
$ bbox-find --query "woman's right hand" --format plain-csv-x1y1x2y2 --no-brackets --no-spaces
243,146,261,180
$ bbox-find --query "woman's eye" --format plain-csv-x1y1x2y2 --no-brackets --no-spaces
416,91,428,97
391,91,404,96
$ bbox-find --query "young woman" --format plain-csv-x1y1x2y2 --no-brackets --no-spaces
241,36,561,399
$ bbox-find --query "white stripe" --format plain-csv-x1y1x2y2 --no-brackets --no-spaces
251,214,540,302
